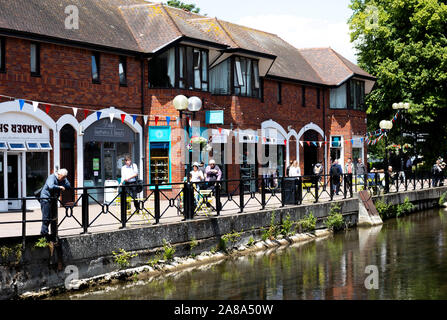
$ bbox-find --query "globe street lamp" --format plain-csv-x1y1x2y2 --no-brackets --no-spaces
173,95,203,179
380,120,393,193
392,102,411,180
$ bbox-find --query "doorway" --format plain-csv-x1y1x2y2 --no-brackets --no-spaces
7,154,21,210
303,130,318,176
60,125,75,204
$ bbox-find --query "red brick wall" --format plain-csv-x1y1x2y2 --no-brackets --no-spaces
0,36,368,192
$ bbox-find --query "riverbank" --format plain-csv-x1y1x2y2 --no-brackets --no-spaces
1,186,446,300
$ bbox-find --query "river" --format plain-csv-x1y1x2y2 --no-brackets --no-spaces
51,208,447,300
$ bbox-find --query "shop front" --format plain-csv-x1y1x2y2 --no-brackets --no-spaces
83,118,140,203
148,126,171,189
0,111,52,211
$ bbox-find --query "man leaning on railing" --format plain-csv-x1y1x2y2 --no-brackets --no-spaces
40,168,71,239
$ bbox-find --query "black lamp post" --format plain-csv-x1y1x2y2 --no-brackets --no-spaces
392,102,410,173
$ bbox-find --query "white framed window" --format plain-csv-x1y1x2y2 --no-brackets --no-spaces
39,142,52,150
0,142,7,150
8,142,27,151
26,142,40,150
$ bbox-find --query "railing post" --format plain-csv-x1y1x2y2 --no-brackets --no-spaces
216,181,221,216
330,175,334,201
239,179,244,213
314,175,319,203
297,176,303,205
405,173,408,191
374,173,379,195
183,182,190,220
120,186,127,229
50,196,58,242
21,198,26,251
261,178,266,210
413,169,417,190
154,184,160,224
349,174,353,198
81,189,89,234
384,171,389,194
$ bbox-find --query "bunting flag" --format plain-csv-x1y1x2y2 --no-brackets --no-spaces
306,141,310,146
96,111,102,121
19,99,25,110
83,109,89,119
72,107,78,117
319,142,323,148
121,114,126,124
299,141,303,147
155,116,159,126
32,101,39,112
284,139,287,146
176,117,180,125
351,139,354,144
132,115,137,125
218,128,222,134
109,112,115,123
312,141,317,147
166,116,170,126
263,137,267,143
143,115,148,125
45,104,51,114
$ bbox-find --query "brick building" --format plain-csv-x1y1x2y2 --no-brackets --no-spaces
0,0,375,210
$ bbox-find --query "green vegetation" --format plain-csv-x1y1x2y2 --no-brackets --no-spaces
34,237,49,249
324,203,345,231
281,214,294,236
1,244,23,265
396,197,416,217
165,0,201,13
147,254,162,267
220,230,242,252
375,197,415,219
189,237,198,256
439,191,447,206
112,248,138,269
162,239,176,261
247,236,255,246
298,212,317,232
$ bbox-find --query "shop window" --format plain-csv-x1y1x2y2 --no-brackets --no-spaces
30,43,40,76
0,153,3,199
91,52,100,83
26,152,48,197
0,37,5,73
149,142,170,185
8,142,26,151
330,136,342,162
119,56,127,86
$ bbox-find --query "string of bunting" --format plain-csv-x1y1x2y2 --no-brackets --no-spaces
0,93,180,126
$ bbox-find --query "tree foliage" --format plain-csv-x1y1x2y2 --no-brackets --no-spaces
349,0,447,164
165,0,201,13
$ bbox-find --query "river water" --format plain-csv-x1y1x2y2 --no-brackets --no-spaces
53,208,447,300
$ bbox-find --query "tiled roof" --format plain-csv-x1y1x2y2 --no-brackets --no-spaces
0,0,372,86
298,47,375,86
0,0,145,52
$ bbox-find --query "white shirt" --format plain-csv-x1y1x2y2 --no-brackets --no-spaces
190,170,204,182
121,163,138,183
289,166,301,177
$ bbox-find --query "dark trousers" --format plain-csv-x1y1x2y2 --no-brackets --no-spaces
40,200,54,236
123,182,139,210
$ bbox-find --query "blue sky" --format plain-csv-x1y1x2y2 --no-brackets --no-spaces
189,0,357,62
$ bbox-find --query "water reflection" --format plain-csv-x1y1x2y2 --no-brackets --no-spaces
53,208,447,300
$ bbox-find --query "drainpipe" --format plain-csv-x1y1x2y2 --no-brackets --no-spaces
141,56,146,191
323,88,327,175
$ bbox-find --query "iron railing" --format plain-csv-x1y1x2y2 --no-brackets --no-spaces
0,170,444,248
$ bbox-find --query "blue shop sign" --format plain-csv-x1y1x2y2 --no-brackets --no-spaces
149,126,171,141
205,110,224,125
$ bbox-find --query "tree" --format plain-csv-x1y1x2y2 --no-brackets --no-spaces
349,0,447,167
165,0,201,13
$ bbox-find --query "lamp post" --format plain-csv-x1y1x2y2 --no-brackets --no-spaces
173,95,203,179
380,120,393,193
392,102,410,174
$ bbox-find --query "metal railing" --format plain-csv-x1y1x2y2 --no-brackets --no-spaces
0,170,444,248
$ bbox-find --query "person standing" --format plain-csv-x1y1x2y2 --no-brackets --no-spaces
345,158,354,190
355,158,366,187
205,159,222,190
330,159,343,195
286,160,293,177
288,160,301,178
40,169,71,238
432,159,443,187
120,154,140,210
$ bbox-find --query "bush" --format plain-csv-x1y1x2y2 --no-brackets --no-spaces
220,230,242,251
281,214,294,236
298,212,316,232
439,191,447,206
375,198,395,220
162,239,176,260
396,197,415,217
325,204,345,232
